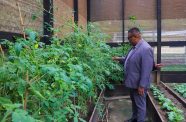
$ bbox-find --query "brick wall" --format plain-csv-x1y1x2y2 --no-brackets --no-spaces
0,0,43,34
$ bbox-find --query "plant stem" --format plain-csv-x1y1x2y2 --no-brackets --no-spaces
0,44,5,59
30,74,46,83
1,110,12,122
23,70,29,110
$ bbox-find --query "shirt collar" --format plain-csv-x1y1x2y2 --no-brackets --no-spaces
134,39,144,49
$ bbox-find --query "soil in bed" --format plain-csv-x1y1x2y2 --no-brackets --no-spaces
149,83,186,122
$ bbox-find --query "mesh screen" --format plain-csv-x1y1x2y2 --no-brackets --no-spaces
90,0,123,42
125,0,156,20
78,0,87,28
90,0,157,42
0,0,43,34
125,0,157,42
93,20,123,42
162,0,186,41
90,0,186,42
53,0,74,37
90,0,122,22
90,0,157,21
153,46,186,71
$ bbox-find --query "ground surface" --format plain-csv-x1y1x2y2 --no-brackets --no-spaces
107,97,151,122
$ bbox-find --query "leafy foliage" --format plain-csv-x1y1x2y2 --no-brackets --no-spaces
0,23,125,121
173,83,186,98
150,85,184,122
12,109,40,122
108,44,131,84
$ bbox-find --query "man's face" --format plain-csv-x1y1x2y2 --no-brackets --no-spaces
128,33,136,46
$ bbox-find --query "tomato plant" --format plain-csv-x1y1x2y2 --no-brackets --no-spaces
0,23,125,121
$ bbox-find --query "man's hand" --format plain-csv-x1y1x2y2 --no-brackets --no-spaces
112,56,120,60
155,63,164,69
138,86,144,96
112,56,124,61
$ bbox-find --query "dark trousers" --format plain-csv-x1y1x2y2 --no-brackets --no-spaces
129,89,147,122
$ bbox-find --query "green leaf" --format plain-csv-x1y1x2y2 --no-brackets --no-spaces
29,31,37,42
12,109,36,122
8,56,16,63
65,107,74,114
183,93,186,98
41,65,59,75
162,102,172,111
14,43,22,56
3,104,22,110
57,71,71,83
79,118,86,122
0,97,21,111
168,112,175,121
25,29,37,42
17,78,27,97
31,13,37,21
30,86,45,100
107,84,114,90
168,111,184,122
73,116,78,122
0,97,12,104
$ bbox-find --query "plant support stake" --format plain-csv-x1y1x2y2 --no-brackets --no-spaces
16,1,26,39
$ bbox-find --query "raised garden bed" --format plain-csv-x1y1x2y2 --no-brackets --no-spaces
88,90,105,122
147,92,165,122
149,82,186,122
87,83,186,122
166,83,186,103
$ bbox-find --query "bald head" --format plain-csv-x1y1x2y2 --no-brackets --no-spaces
128,27,141,34
128,27,142,46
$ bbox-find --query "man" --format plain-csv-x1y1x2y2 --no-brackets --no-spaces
113,27,162,122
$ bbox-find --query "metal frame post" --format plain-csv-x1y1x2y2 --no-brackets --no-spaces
43,0,53,44
122,0,125,43
156,0,162,84
74,0,78,25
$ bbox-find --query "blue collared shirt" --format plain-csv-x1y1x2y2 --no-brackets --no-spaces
124,39,143,71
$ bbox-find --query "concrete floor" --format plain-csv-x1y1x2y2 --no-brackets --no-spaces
107,98,150,122
107,98,132,122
